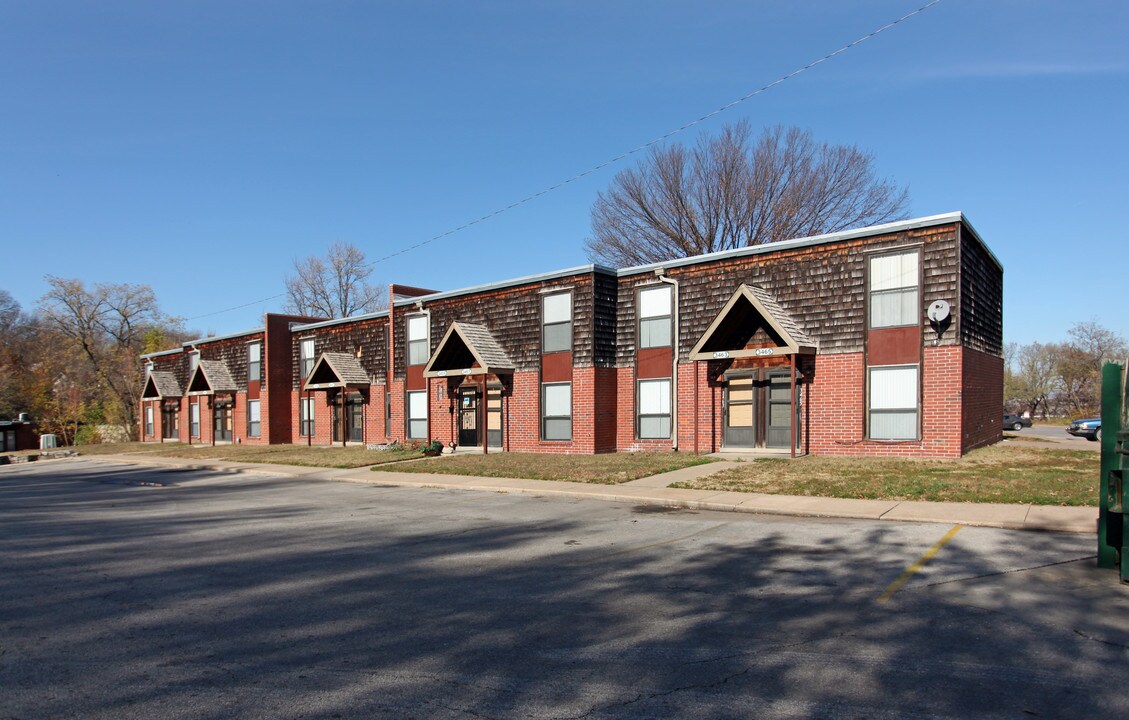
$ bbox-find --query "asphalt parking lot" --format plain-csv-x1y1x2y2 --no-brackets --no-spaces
2,458,1127,719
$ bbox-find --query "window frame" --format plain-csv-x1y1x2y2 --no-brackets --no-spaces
637,284,673,350
299,396,315,437
637,377,672,440
189,402,200,438
187,351,199,377
406,390,428,440
406,314,430,367
867,364,921,441
867,248,921,330
541,381,572,441
299,338,315,379
144,405,154,437
247,399,261,438
541,291,573,354
248,342,261,383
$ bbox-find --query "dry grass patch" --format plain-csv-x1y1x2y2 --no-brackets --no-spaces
87,443,423,468
671,444,1098,506
372,451,715,484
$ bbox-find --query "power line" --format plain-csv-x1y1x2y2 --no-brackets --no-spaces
186,0,943,322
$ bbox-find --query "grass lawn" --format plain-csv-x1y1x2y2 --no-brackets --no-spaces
69,442,423,468
372,451,715,484
671,444,1099,506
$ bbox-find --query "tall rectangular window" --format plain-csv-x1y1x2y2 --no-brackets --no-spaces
407,390,428,439
869,365,919,440
247,399,261,438
542,382,571,441
638,285,672,349
407,316,429,366
542,292,572,353
190,402,200,438
188,352,199,377
248,343,261,382
145,406,154,437
299,397,315,437
638,378,672,439
869,250,919,328
299,339,315,379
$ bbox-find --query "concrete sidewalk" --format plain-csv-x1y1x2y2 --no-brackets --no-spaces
81,453,1096,534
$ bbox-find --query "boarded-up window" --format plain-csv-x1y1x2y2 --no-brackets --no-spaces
638,378,671,439
869,251,919,328
542,292,572,353
542,382,571,441
869,365,919,440
638,285,672,349
727,376,754,428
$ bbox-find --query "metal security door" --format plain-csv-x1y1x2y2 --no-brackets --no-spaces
459,388,479,447
724,375,756,448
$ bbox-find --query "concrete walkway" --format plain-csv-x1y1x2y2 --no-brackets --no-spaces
78,453,1097,534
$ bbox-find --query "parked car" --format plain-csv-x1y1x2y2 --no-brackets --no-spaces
1066,418,1102,442
1003,414,1032,431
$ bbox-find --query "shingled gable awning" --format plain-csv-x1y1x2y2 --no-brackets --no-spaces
303,352,371,390
141,371,183,400
689,284,817,361
423,322,515,378
186,359,239,396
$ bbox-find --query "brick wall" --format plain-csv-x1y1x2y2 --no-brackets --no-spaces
961,345,1004,452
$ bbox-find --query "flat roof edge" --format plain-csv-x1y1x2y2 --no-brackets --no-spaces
292,309,391,332
183,327,265,348
395,264,615,307
141,348,183,359
615,212,971,276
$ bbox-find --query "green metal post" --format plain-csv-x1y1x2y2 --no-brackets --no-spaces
1098,362,1124,570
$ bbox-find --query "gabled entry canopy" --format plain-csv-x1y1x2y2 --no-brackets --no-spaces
423,322,515,378
304,352,371,390
690,284,817,361
186,359,239,396
141,371,183,400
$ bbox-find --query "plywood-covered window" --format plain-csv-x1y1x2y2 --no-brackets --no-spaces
638,285,672,348
638,378,671,439
869,250,919,328
541,382,571,441
542,292,572,353
727,376,754,429
407,390,428,439
407,315,429,366
869,365,919,440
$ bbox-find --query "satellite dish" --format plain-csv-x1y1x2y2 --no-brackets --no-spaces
927,300,951,324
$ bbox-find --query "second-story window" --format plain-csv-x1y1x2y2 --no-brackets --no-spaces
188,351,199,377
407,315,429,366
248,342,261,382
300,339,315,379
542,292,572,353
869,250,919,328
638,285,672,348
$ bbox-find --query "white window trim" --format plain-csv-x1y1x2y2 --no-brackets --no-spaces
867,364,920,441
541,382,572,441
637,378,672,439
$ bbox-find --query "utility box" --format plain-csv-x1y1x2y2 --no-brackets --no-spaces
39,434,57,450
1098,362,1128,583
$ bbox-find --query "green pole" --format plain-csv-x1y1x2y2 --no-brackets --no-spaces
1098,362,1123,569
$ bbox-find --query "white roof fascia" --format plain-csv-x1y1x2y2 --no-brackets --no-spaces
140,348,183,360
292,310,391,332
394,264,616,307
183,327,265,348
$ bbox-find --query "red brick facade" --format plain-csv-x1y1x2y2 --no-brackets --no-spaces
142,214,1003,459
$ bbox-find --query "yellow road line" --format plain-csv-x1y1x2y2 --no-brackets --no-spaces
876,525,962,604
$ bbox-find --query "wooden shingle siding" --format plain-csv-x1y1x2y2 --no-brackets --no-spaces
292,318,388,390
616,224,962,364
400,272,597,376
958,224,1004,356
195,334,262,385
592,271,618,368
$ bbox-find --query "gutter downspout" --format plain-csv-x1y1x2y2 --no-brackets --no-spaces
655,270,680,451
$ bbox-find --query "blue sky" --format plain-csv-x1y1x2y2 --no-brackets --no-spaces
2,1,1126,347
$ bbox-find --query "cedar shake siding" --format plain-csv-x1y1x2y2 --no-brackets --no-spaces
141,212,1004,458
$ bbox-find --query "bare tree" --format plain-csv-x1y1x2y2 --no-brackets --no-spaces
586,122,910,266
38,277,180,439
285,242,385,319
1006,342,1059,419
